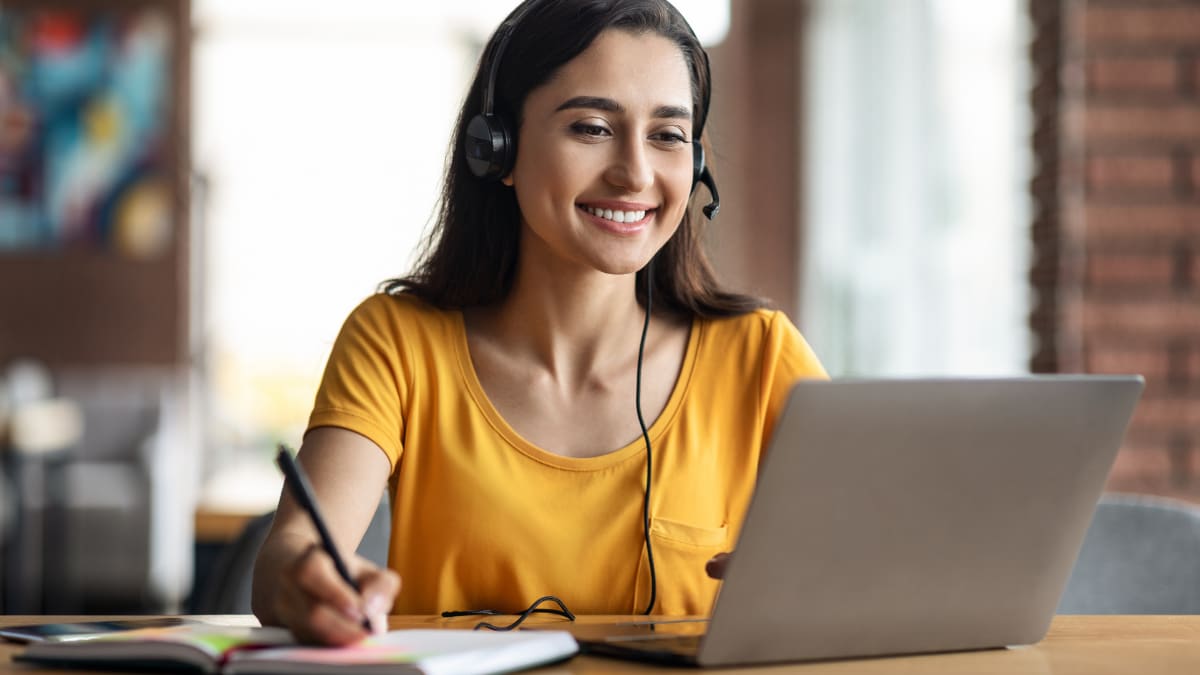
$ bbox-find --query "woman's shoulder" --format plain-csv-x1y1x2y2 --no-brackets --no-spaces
697,308,795,343
331,292,462,360
347,291,457,329
328,292,463,378
696,308,826,378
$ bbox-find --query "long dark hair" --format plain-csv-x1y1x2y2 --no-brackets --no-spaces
383,0,764,318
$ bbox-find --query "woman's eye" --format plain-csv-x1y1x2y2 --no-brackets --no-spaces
571,122,610,137
653,131,688,145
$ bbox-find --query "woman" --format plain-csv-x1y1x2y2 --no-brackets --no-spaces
252,0,826,646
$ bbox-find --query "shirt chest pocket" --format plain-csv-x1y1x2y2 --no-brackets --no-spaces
633,517,728,616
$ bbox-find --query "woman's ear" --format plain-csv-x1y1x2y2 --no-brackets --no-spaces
501,174,514,187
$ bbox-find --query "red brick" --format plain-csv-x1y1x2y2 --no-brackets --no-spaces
1130,397,1200,432
1087,56,1179,95
1061,102,1087,146
1084,204,1200,242
1080,297,1200,337
1189,346,1200,381
1062,59,1088,96
1191,154,1200,194
1083,6,1200,45
1086,154,1175,193
1106,438,1200,500
1107,445,1174,490
1086,250,1175,287
1083,103,1200,142
1112,432,1200,501
1086,342,1171,378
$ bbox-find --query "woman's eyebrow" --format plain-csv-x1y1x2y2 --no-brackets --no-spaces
554,96,691,121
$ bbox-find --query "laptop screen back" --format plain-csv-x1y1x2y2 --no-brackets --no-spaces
700,376,1143,667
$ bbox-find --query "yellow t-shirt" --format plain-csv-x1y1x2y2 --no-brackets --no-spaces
308,293,826,616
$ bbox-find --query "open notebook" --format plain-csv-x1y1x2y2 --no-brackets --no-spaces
573,376,1144,667
17,624,578,675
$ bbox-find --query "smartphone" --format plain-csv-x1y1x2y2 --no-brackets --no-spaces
0,618,199,643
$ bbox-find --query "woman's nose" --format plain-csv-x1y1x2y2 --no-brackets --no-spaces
604,140,653,193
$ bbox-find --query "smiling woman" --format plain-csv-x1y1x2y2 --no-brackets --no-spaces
249,0,826,646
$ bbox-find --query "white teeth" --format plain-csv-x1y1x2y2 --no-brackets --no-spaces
584,206,647,223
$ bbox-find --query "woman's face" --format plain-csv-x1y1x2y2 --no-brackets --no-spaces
504,28,695,278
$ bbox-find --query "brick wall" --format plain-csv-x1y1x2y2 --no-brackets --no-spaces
1049,0,1200,500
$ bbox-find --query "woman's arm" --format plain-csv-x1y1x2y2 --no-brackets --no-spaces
251,427,399,645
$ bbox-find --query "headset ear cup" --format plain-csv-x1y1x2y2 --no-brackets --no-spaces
497,114,516,179
691,140,705,192
464,113,515,180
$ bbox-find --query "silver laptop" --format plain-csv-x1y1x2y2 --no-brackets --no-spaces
574,376,1144,667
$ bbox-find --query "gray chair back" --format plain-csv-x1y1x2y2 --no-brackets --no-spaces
192,496,391,614
1058,493,1200,614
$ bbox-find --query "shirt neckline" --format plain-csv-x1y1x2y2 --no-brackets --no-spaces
452,310,702,471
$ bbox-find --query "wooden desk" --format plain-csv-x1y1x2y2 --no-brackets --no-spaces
1,615,1197,674
194,509,257,544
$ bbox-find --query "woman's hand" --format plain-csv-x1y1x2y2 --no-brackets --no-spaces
705,551,731,579
272,544,401,645
251,428,396,645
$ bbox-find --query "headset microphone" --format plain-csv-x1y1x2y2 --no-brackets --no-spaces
690,135,720,221
699,169,720,219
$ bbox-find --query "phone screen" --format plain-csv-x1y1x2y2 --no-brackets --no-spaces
0,617,197,643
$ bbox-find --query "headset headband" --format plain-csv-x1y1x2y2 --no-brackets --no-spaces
466,0,719,219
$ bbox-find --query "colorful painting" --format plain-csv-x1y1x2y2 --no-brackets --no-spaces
0,7,174,257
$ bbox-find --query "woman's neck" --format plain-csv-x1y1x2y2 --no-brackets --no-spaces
469,256,649,388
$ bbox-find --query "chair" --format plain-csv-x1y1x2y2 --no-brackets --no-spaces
1057,493,1200,614
55,368,186,613
191,496,391,614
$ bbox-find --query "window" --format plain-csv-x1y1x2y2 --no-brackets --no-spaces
802,0,1033,376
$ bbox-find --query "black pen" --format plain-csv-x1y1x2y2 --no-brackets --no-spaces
276,444,373,632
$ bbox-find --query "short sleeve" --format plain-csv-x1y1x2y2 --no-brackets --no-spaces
307,295,411,471
759,310,828,447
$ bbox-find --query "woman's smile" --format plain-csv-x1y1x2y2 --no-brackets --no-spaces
576,201,657,236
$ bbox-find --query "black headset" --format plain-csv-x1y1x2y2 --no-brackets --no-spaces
462,1,721,219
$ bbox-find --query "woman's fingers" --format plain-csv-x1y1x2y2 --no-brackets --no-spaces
276,544,372,645
705,551,731,579
353,557,402,634
292,544,367,622
286,593,371,646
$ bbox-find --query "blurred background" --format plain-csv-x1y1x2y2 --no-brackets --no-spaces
0,0,1196,614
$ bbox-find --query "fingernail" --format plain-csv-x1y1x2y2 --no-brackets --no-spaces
365,593,388,616
369,613,387,635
